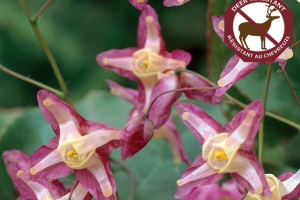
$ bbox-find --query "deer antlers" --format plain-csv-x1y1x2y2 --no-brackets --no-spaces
266,4,278,18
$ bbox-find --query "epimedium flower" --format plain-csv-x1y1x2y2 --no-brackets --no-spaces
182,180,242,200
174,100,271,199
97,5,192,164
3,150,91,200
128,0,190,11
211,15,294,97
28,89,123,200
97,4,191,125
246,170,300,200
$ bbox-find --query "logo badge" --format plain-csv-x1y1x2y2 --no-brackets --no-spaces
224,0,293,62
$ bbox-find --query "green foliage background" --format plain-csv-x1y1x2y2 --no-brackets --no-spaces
0,0,299,199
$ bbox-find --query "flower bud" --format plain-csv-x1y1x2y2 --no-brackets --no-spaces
121,116,154,160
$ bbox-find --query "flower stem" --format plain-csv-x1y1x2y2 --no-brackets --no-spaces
111,158,135,200
32,0,52,22
68,181,76,200
0,64,64,98
18,0,74,109
282,71,300,108
144,86,215,118
291,40,300,49
258,64,273,164
180,69,300,130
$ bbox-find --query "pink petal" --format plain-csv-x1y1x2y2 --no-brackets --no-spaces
37,90,85,136
149,75,181,128
84,120,123,156
212,15,225,42
76,155,116,200
182,184,228,200
175,102,224,144
225,100,262,151
174,155,223,199
178,71,222,105
163,0,190,7
279,171,300,200
96,48,138,80
29,137,74,180
128,0,148,11
231,151,271,198
222,180,243,199
121,116,154,160
160,49,191,67
3,150,29,172
106,80,138,105
162,117,190,166
215,55,259,97
138,5,165,52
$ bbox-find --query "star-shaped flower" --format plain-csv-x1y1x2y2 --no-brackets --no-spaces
28,90,123,199
174,101,271,199
212,15,293,97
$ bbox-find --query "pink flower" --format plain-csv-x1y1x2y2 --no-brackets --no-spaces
3,150,91,200
97,5,191,127
182,180,242,200
28,90,123,199
97,5,191,164
211,15,294,97
174,101,271,199
128,1,190,11
246,170,300,199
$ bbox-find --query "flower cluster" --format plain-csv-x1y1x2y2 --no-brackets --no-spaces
2,1,299,200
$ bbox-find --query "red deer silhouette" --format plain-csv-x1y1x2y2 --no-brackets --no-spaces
238,4,280,50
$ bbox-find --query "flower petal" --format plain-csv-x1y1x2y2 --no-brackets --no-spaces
154,117,190,165
149,75,181,128
175,102,224,144
76,155,116,200
178,71,222,105
37,90,84,136
175,155,223,199
225,100,262,151
138,5,165,53
215,55,259,97
212,15,225,42
96,48,138,80
128,0,148,11
231,151,271,198
163,0,190,7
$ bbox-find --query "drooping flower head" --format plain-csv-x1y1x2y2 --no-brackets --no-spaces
174,101,271,199
128,0,190,11
211,15,293,97
28,89,124,200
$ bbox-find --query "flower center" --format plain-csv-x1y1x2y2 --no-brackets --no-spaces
66,148,78,160
213,150,228,162
137,0,144,2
